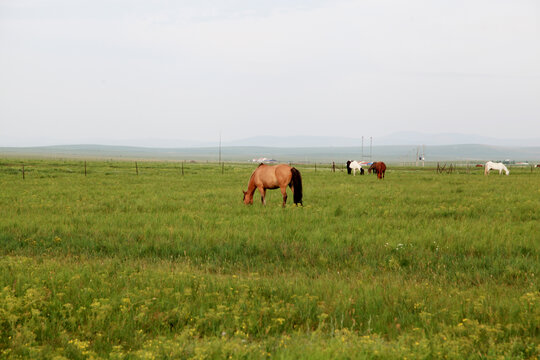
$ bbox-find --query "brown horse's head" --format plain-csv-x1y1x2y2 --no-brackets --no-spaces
368,162,377,174
243,190,253,205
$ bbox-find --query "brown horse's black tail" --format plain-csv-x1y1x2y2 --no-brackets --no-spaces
290,167,303,206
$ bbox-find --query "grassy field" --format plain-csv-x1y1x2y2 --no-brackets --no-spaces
0,159,539,359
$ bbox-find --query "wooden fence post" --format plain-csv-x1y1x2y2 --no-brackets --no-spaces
84,161,87,176
222,162,224,175
315,163,317,172
135,162,139,175
182,161,184,176
332,162,335,173
22,164,25,180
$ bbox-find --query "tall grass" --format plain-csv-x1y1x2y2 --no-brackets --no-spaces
0,160,538,358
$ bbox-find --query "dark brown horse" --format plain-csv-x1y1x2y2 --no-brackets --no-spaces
243,164,303,207
368,161,386,179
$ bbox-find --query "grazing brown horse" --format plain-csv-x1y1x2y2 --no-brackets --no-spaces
243,164,303,207
368,161,387,179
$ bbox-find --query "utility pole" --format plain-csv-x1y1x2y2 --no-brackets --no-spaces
416,147,419,167
218,132,222,165
369,136,372,162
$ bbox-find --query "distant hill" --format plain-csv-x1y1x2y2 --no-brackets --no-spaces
225,136,364,147
226,133,540,147
2,144,540,163
4,132,539,149
374,132,540,147
4,132,540,149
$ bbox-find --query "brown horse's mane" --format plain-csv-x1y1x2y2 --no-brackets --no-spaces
247,167,259,185
247,164,266,190
246,163,265,185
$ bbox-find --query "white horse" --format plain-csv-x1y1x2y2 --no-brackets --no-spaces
484,161,509,175
349,160,364,176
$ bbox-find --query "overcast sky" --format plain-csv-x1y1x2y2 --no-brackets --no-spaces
1,0,539,146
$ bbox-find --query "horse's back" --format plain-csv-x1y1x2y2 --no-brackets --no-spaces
371,161,386,172
486,161,504,169
255,164,292,188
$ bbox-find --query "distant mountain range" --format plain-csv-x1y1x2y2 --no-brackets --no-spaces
2,132,539,162
2,132,539,148
2,143,540,162
374,132,540,147
225,133,540,147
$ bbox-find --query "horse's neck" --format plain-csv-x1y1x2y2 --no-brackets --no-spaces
246,173,258,194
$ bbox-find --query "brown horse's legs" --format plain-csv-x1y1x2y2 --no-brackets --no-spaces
280,187,288,207
258,187,266,205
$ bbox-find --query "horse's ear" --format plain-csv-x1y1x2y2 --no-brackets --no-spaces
242,190,247,195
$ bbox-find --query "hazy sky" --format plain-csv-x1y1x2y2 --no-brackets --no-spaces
1,0,539,146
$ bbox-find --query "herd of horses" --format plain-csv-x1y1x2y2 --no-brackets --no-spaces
346,160,386,179
243,160,509,206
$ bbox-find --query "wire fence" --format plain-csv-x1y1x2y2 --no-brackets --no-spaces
0,159,352,179
1,159,538,180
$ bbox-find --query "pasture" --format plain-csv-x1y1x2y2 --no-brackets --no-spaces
0,159,539,359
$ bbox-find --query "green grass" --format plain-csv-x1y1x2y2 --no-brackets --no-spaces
0,159,539,359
